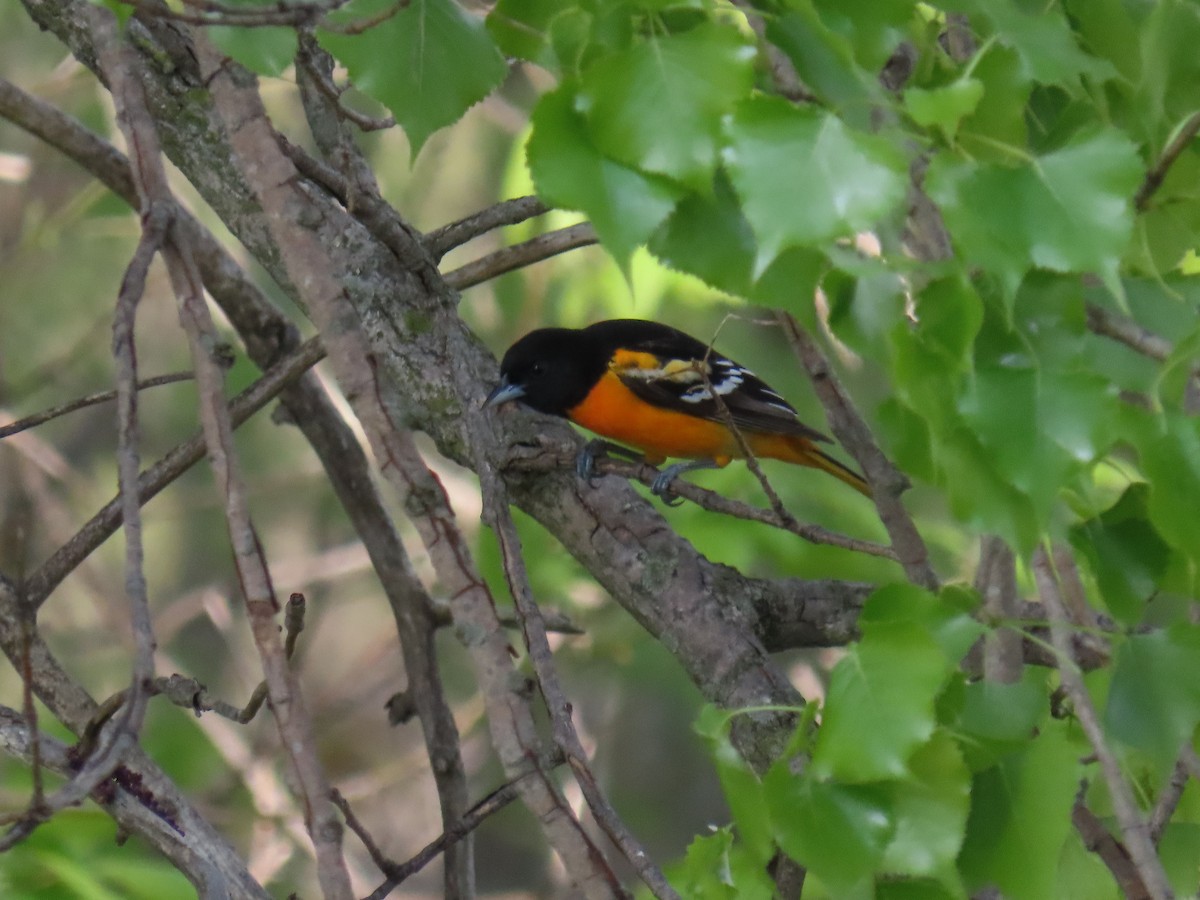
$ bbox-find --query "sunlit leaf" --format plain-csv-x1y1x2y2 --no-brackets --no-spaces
579,22,754,189
812,587,959,782
527,86,681,266
927,131,1143,294
724,97,907,273
319,0,507,155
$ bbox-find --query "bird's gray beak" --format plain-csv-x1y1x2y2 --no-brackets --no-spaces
483,377,525,410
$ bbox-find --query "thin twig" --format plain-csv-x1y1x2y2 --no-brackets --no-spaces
1085,304,1174,362
91,594,309,726
1150,744,1199,844
443,222,598,290
501,441,897,561
696,336,796,527
295,42,395,133
336,751,565,899
0,373,193,440
159,38,354,888
202,29,621,892
1135,110,1200,212
75,14,165,828
25,336,325,609
1073,792,1152,900
294,39,479,895
729,0,816,103
424,195,550,260
112,0,349,27
475,422,671,899
1033,544,1172,900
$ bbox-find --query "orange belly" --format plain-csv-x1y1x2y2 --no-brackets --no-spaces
567,372,739,464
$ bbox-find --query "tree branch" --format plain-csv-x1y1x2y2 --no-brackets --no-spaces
778,313,940,591
198,30,622,894
1135,110,1200,212
1033,544,1172,900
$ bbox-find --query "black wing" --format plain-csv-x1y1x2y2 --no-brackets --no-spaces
583,320,831,442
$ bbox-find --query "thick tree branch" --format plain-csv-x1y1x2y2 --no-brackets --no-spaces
196,30,621,894
95,15,355,897
294,38,476,897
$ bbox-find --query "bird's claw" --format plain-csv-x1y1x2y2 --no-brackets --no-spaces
575,439,609,485
650,464,690,506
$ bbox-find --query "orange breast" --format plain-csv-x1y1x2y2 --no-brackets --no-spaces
567,372,738,465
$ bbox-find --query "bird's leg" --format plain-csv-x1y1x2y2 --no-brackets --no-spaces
575,439,643,484
651,459,719,506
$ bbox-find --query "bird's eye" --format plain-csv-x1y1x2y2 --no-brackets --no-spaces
529,362,544,376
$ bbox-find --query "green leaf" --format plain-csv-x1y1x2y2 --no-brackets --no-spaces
695,706,773,863
766,7,885,120
1140,411,1200,562
950,0,1117,88
813,587,958,782
859,583,985,664
723,97,907,273
958,46,1030,162
877,880,962,900
748,246,827,328
958,721,1082,899
876,398,936,482
905,79,985,138
882,732,971,879
318,0,507,155
910,275,984,372
1106,626,1200,766
579,23,754,189
927,131,1143,295
486,0,561,66
669,826,777,900
811,0,917,70
1070,484,1173,624
527,86,681,266
955,669,1050,770
208,26,297,77
670,828,738,900
766,769,892,891
1136,0,1200,136
648,170,756,294
1063,0,1143,83
957,361,1069,521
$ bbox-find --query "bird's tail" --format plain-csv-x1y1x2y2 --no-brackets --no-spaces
751,434,873,498
801,445,873,498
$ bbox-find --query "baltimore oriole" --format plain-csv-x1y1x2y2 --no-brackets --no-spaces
484,319,871,500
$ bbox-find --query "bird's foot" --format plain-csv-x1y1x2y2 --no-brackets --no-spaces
649,459,719,507
575,440,641,485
